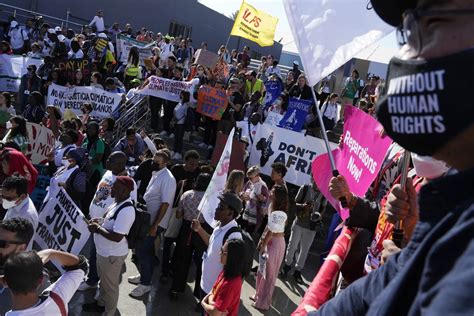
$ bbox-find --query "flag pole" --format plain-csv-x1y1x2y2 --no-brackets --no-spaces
310,88,348,207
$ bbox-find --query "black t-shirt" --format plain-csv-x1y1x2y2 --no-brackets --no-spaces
134,159,154,202
222,91,244,121
289,84,312,100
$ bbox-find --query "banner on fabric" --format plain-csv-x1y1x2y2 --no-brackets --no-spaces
47,83,122,118
231,1,279,47
283,0,393,86
264,111,283,126
199,128,235,228
138,76,199,102
264,80,283,107
34,187,90,259
249,123,337,186
26,122,55,165
116,34,155,65
54,58,92,84
196,86,228,120
278,98,311,132
211,132,246,172
0,55,43,92
312,106,392,220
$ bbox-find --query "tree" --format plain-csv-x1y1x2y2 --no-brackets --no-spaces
229,10,239,21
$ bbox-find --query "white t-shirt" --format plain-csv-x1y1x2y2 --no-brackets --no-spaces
8,28,28,49
143,168,176,228
5,269,84,316
89,16,105,32
173,102,187,124
89,171,138,219
200,220,242,293
321,102,338,121
267,210,287,233
94,199,135,257
236,120,259,144
68,49,84,59
4,197,38,250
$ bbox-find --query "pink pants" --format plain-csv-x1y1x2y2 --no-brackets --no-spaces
254,236,286,310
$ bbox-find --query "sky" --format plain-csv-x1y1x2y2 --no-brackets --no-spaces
198,0,398,54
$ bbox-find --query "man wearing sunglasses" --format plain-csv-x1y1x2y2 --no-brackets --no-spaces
2,176,38,251
0,218,34,315
310,0,474,315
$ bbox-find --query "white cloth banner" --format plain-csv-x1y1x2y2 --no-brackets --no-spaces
0,55,43,92
249,123,337,186
116,34,156,65
34,187,90,265
283,0,393,85
26,122,56,165
47,83,122,118
138,76,199,102
198,128,235,228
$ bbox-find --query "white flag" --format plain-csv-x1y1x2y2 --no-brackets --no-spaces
283,0,394,86
198,128,235,227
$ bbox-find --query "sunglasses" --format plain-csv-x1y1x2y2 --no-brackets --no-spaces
0,239,24,248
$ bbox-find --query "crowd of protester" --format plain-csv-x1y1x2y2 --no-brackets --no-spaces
1,0,472,315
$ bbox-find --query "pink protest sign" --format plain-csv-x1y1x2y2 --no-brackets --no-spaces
312,106,392,220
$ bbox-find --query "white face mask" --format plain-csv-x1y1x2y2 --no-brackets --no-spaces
5,121,12,129
197,70,204,76
62,159,71,168
2,199,18,210
411,153,449,179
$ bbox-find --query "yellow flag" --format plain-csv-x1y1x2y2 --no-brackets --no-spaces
230,1,278,47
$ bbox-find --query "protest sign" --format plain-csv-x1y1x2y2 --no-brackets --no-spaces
47,83,122,118
116,34,155,65
199,128,235,227
0,55,43,92
26,122,55,165
138,76,199,102
196,86,228,120
194,49,220,69
278,97,312,132
264,80,283,108
211,132,246,172
264,111,283,126
54,58,92,84
312,106,392,220
34,187,90,267
212,59,230,80
249,123,336,186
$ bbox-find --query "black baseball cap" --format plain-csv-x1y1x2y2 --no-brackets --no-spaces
218,192,242,215
371,0,416,26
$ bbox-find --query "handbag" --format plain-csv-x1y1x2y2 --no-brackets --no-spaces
164,182,185,238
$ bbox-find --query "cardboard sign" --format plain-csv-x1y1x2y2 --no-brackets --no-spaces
26,122,55,165
312,106,393,219
138,76,199,102
194,49,220,69
196,86,228,120
47,83,122,118
54,58,92,84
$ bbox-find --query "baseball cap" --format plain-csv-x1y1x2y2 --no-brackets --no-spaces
10,21,18,28
55,26,62,32
97,32,108,39
371,0,415,26
57,34,66,42
218,192,243,215
115,176,135,192
47,28,55,34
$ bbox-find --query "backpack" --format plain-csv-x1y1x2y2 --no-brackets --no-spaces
111,201,151,249
223,226,255,276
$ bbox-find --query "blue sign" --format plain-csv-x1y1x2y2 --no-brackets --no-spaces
264,80,283,109
278,98,312,132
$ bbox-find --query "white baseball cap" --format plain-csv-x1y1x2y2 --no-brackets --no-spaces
97,32,108,39
10,21,18,28
55,26,62,32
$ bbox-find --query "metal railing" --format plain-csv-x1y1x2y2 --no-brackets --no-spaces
112,94,150,141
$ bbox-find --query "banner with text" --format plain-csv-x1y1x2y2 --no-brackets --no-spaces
116,34,156,65
26,122,55,165
47,83,122,118
196,86,228,120
0,55,43,92
312,106,392,220
34,187,90,267
138,76,199,102
278,97,311,132
249,123,337,186
54,58,92,84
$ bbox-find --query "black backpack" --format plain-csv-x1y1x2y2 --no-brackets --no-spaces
223,226,255,276
111,201,151,249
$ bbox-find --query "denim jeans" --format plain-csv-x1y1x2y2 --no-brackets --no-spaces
136,227,165,286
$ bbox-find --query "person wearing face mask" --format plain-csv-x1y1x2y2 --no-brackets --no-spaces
309,1,474,315
50,129,78,168
128,149,176,298
265,92,288,119
1,176,38,251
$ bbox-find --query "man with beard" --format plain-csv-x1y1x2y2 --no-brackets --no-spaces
311,0,474,315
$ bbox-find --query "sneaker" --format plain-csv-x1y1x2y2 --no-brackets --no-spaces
128,274,141,285
129,284,152,298
159,131,168,137
280,264,291,278
77,280,98,291
169,133,175,139
293,270,304,284
82,301,105,313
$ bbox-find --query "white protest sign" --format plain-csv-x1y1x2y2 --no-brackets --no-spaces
26,122,55,165
47,83,122,118
265,111,284,126
0,55,43,92
249,123,337,186
34,187,90,260
116,34,156,65
138,76,199,102
199,128,235,228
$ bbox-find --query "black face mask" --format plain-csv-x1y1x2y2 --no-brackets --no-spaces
151,162,161,171
376,48,474,156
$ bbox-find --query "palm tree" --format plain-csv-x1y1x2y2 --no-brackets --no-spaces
229,10,239,21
